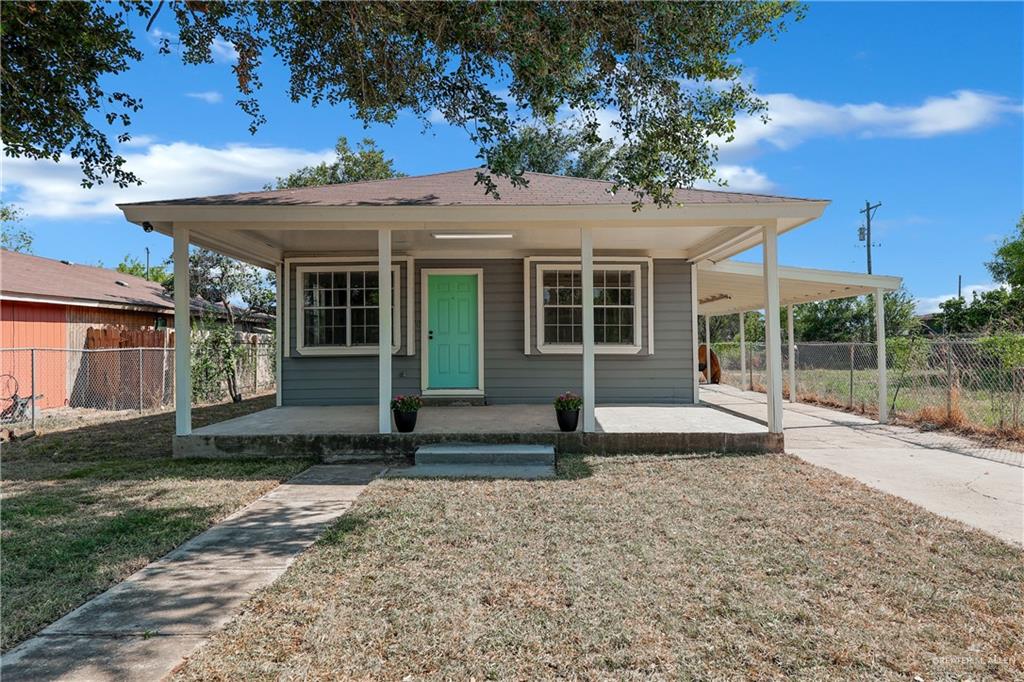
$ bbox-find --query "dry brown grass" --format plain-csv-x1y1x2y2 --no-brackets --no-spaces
175,454,1023,681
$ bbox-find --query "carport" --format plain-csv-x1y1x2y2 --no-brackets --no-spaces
694,260,902,422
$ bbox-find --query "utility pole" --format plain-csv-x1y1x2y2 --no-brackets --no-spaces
957,274,962,300
145,247,150,281
858,200,882,274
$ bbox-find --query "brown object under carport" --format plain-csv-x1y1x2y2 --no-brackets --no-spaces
698,344,721,384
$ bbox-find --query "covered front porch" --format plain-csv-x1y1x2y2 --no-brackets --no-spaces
178,403,779,459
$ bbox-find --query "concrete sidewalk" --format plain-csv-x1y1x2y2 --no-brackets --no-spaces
703,385,1024,547
1,464,383,682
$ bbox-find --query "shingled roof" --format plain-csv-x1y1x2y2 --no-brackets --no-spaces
1,249,173,310
0,250,270,321
119,168,822,208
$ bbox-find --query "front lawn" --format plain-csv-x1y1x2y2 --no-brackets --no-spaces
1,396,312,651
177,454,1022,680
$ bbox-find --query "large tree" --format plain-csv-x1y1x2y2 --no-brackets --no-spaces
269,136,404,189
2,1,802,204
986,213,1024,290
491,121,619,180
935,213,1024,334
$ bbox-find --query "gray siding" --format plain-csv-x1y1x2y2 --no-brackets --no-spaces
282,257,694,405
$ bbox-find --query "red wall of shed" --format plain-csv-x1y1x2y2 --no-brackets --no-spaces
0,301,68,408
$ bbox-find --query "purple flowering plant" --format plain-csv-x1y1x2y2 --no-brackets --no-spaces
553,391,582,411
390,394,423,412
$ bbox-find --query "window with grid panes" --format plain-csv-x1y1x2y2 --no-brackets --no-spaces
538,265,640,350
300,268,398,351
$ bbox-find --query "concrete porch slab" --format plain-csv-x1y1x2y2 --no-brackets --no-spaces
178,403,777,459
192,404,764,436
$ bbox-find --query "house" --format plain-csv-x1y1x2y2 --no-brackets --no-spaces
0,250,271,409
117,168,901,457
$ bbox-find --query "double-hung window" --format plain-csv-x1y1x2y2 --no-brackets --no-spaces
297,266,400,355
536,264,642,354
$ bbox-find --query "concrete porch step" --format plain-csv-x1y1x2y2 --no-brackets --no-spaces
388,463,556,480
415,443,555,466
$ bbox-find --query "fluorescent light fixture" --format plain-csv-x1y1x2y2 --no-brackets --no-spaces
432,232,515,240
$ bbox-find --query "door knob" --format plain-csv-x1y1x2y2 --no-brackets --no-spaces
428,330,434,340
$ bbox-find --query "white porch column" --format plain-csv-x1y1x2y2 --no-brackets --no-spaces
704,314,711,347
762,223,784,433
738,311,747,390
875,288,888,423
690,263,700,403
173,226,191,436
581,227,596,432
786,305,797,403
275,263,283,407
378,229,392,434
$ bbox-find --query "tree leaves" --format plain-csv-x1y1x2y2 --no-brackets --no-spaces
2,1,803,206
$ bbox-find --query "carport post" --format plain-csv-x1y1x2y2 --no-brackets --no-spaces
378,228,393,434
172,225,191,436
787,305,797,402
738,312,747,390
875,288,888,423
762,223,784,433
581,226,596,432
704,314,710,348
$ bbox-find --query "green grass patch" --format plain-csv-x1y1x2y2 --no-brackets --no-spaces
1,396,312,650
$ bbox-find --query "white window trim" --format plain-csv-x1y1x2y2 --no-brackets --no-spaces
535,263,643,355
295,265,400,356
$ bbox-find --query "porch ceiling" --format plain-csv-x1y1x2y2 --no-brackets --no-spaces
696,260,902,316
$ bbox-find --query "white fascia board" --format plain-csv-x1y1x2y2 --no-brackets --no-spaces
0,293,171,312
119,200,830,229
699,260,902,291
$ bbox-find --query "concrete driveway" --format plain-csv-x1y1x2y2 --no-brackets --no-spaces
702,384,1024,547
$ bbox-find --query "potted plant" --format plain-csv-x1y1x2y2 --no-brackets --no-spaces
553,391,582,432
390,394,423,433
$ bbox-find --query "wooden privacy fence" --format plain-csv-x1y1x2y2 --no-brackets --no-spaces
73,327,176,410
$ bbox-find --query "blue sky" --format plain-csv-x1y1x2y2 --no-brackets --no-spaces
4,2,1021,313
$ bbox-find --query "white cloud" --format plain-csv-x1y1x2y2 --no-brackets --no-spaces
915,283,1004,315
119,134,157,148
186,91,223,104
211,38,239,64
147,28,238,65
720,90,1021,159
2,142,334,218
695,165,774,193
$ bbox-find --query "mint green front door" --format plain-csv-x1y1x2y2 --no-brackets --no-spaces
427,274,479,389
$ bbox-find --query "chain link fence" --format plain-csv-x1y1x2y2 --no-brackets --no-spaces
0,343,276,432
712,336,1024,442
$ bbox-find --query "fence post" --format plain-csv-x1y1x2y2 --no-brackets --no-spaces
30,349,36,429
945,338,953,421
848,343,854,409
138,347,145,413
253,343,258,392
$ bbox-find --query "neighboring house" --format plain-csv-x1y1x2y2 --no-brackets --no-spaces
0,250,270,409
119,168,901,453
